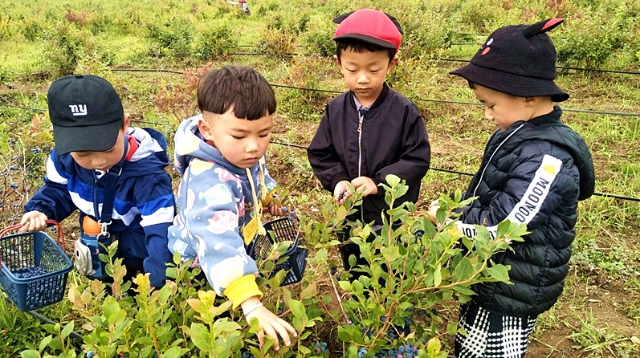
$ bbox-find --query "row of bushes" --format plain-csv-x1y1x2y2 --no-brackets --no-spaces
1,0,639,81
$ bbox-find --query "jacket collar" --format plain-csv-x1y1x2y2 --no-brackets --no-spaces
347,83,390,113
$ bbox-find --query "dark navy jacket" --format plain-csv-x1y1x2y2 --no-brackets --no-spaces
307,84,431,225
455,107,595,317
24,128,175,288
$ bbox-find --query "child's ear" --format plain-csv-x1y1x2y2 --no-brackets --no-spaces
334,55,341,67
387,55,399,72
524,97,538,106
197,117,212,141
123,113,131,131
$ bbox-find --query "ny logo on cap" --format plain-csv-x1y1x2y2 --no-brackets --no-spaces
69,104,88,116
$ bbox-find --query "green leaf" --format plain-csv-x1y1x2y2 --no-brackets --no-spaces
385,174,401,187
338,280,352,291
446,322,458,335
289,299,306,318
452,285,476,296
163,346,190,358
454,257,473,280
300,282,317,300
212,319,241,333
427,337,442,355
102,296,120,321
188,323,214,351
433,263,442,287
38,336,52,352
61,321,74,339
485,265,510,282
337,325,358,342
380,245,400,262
20,351,40,358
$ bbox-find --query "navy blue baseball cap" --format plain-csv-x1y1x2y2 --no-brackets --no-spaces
47,75,124,154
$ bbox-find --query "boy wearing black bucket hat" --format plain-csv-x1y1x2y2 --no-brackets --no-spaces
437,19,596,357
307,9,431,285
19,75,175,289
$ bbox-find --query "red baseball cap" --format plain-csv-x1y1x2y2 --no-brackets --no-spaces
333,9,403,54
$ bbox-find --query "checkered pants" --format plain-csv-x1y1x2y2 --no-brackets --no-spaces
455,302,537,358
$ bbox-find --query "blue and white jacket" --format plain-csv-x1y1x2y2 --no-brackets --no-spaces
24,127,175,288
168,115,277,309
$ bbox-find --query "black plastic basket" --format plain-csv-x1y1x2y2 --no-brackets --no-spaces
247,217,307,286
0,221,72,311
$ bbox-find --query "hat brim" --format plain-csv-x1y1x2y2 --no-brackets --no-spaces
450,63,569,102
333,34,397,50
53,121,121,155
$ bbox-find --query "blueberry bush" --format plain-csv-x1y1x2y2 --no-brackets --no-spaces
18,175,524,357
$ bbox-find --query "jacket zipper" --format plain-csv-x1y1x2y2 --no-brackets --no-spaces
357,115,364,223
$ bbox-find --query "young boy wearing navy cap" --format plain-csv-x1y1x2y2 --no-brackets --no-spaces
434,19,595,357
307,9,431,283
20,75,175,289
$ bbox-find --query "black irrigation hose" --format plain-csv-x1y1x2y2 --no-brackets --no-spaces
3,96,640,118
110,68,183,75
434,58,640,75
270,141,640,203
411,97,640,118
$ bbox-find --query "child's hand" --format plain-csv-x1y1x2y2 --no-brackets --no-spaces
266,200,287,216
19,211,48,233
351,176,378,197
242,299,297,351
333,180,351,205
427,199,439,223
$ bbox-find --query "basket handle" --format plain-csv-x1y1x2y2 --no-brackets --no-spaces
0,220,66,251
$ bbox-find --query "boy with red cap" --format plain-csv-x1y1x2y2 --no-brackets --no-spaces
307,9,431,283
438,19,595,357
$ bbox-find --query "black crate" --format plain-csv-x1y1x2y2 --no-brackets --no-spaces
247,217,307,286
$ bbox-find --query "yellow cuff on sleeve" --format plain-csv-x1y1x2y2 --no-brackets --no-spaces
223,274,263,310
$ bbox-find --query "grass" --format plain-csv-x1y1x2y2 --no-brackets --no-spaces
1,0,640,356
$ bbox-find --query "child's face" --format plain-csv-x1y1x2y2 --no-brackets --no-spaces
71,129,126,171
199,109,272,169
336,48,397,107
472,84,532,131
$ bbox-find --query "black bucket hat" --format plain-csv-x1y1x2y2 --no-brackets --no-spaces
451,18,569,102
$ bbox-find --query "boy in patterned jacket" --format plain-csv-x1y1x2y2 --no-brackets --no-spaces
20,75,175,289
168,65,296,351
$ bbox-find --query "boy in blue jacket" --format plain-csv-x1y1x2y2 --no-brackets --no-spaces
20,75,175,289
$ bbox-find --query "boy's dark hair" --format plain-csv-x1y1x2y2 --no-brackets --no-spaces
197,65,276,120
335,39,396,62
